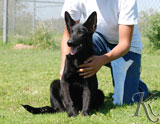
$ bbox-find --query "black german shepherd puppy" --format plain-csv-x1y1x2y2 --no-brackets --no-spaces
22,11,104,117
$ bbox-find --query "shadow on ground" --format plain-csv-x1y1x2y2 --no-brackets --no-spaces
145,90,160,102
91,90,160,115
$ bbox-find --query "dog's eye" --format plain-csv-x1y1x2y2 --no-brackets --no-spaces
77,30,84,34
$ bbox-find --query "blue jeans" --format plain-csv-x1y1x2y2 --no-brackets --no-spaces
92,32,148,105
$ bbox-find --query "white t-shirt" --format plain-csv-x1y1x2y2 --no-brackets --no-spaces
61,0,142,54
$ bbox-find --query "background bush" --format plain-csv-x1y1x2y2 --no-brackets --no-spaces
9,23,59,49
32,23,56,49
139,10,160,49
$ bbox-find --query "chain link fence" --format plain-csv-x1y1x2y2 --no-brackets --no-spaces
0,0,64,37
0,0,160,42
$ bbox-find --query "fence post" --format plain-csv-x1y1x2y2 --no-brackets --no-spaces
3,0,9,44
33,0,36,35
13,0,17,35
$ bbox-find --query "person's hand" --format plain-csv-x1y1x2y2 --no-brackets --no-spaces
78,55,106,78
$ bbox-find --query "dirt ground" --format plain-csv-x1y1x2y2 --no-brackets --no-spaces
13,44,34,50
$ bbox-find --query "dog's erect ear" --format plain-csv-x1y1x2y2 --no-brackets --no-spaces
83,11,97,33
65,11,76,33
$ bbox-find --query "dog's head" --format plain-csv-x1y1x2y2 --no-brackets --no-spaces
65,11,97,55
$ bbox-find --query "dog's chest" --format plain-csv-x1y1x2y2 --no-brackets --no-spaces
63,54,93,85
63,60,84,84
64,68,84,84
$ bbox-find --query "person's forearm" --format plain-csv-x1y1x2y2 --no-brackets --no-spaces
101,41,130,65
61,26,71,64
101,25,133,65
60,26,71,78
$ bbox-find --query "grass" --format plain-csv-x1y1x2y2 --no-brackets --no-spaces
0,40,160,124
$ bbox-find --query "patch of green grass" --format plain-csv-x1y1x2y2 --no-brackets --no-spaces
0,43,160,124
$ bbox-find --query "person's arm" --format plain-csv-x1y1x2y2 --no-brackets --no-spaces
102,24,134,63
79,24,134,78
59,26,70,79
60,21,79,79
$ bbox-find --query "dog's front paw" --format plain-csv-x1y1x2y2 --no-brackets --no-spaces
67,110,78,117
82,111,89,116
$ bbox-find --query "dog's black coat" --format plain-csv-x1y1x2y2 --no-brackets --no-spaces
22,11,104,117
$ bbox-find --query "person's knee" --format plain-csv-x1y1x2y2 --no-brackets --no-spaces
92,32,109,55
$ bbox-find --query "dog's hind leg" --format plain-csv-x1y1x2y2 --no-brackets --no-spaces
91,89,105,109
50,80,65,112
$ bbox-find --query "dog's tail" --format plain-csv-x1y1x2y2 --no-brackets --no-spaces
22,104,56,114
